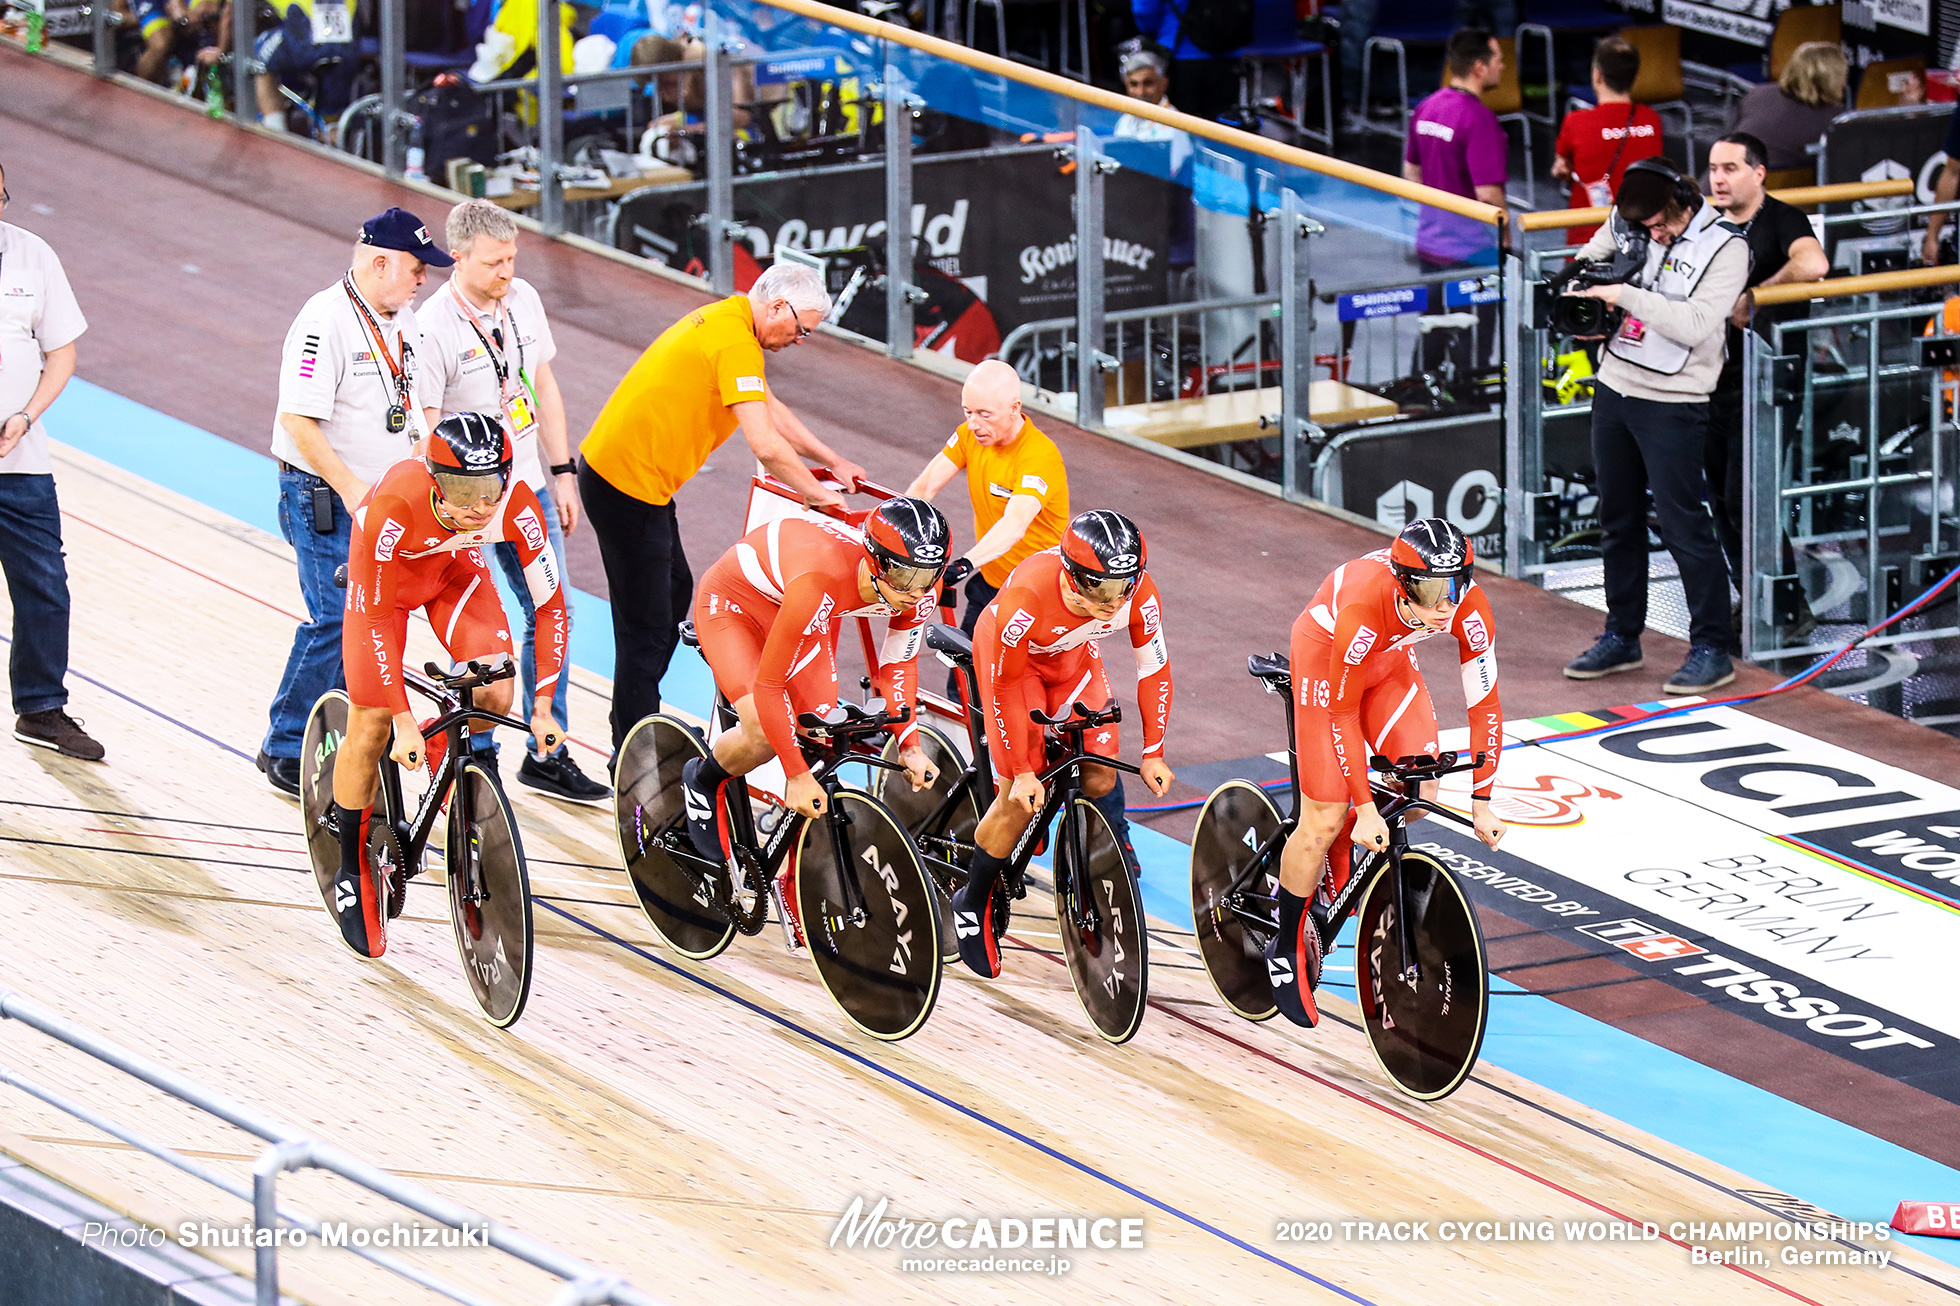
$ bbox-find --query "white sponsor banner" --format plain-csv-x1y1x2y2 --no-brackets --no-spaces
1875,0,1930,35
1431,707,1960,1040
1663,0,1775,44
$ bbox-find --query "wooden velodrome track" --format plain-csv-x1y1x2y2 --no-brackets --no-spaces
1,438,1950,1306
3,42,1960,1305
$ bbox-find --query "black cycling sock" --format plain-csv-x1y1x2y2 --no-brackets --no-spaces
336,802,371,874
966,846,1007,897
1274,887,1308,953
694,751,733,790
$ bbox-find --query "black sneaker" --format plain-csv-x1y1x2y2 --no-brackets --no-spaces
517,750,612,806
1563,632,1644,680
254,748,300,797
680,756,728,861
1263,910,1323,1029
950,875,1003,978
1664,643,1736,695
16,710,105,762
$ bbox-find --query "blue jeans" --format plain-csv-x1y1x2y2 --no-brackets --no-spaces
483,477,574,759
0,474,72,717
263,467,350,760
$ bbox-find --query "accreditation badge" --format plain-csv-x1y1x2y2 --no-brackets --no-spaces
505,369,540,440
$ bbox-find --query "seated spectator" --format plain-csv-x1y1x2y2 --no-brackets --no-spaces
1130,0,1241,125
1551,34,1663,245
252,1,362,134
633,36,754,168
1731,41,1848,172
1112,48,1193,171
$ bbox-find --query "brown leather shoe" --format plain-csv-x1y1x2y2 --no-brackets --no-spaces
15,710,105,762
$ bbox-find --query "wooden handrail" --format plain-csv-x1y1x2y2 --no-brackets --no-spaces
1516,177,1915,232
1752,262,1960,307
749,0,1506,226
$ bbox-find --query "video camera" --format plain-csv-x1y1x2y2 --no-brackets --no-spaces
1533,211,1650,337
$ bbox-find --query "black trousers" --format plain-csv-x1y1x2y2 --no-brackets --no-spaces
1171,57,1241,124
579,461,692,751
1590,383,1732,649
947,572,999,701
1706,375,1797,586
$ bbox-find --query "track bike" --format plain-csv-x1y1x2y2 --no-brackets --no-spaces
611,625,942,1042
1189,652,1491,1100
299,658,536,1028
876,624,1149,1045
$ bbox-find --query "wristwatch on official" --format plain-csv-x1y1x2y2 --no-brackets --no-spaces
550,461,577,476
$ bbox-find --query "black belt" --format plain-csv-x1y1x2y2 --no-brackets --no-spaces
279,461,326,480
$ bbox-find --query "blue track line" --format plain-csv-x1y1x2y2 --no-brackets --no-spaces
0,633,254,763
535,898,1378,1304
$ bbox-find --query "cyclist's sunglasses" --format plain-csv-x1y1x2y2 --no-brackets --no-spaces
1404,574,1468,608
1068,571,1138,605
876,561,943,593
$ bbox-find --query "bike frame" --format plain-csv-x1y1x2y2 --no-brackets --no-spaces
1223,665,1480,984
373,665,531,906
659,697,909,921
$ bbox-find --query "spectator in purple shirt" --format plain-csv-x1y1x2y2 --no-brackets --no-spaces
1403,29,1508,268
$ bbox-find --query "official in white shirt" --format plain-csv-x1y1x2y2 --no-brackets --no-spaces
0,165,101,762
418,199,606,804
258,207,451,797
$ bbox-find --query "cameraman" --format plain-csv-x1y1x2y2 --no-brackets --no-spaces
1560,158,1749,694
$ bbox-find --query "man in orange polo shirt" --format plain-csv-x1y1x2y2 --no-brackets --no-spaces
578,262,863,749
904,358,1068,641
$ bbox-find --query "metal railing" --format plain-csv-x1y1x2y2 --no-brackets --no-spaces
0,986,665,1306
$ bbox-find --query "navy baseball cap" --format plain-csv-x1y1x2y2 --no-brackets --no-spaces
358,207,454,267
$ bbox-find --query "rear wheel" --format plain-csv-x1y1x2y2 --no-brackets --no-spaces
299,691,392,924
446,761,535,1028
1356,850,1488,1101
614,714,735,960
795,791,942,1041
1189,780,1283,1022
876,724,978,962
1056,798,1148,1045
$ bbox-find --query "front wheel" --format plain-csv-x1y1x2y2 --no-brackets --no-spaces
1057,798,1148,1045
614,713,735,961
446,760,535,1028
795,791,943,1041
1355,850,1488,1101
1189,780,1284,1022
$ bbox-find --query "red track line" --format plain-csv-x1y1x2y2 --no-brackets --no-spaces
1003,931,1827,1306
63,510,307,621
63,510,616,762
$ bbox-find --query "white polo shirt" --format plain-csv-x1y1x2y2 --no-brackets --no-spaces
0,223,88,477
416,275,558,492
269,279,427,486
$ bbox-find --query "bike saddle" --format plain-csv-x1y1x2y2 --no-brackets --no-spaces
1247,653,1291,693
926,623,974,665
427,655,516,690
678,619,699,649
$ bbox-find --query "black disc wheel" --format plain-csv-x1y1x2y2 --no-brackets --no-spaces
446,760,535,1028
876,723,978,962
1056,798,1148,1045
614,714,735,961
1355,850,1489,1101
794,791,942,1041
1189,780,1284,1022
300,691,392,925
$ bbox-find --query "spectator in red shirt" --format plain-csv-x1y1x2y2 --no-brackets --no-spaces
1552,36,1664,246
1403,29,1508,269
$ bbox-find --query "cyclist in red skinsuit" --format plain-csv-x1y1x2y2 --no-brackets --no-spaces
951,509,1176,979
681,500,952,939
1265,518,1507,1028
329,414,567,960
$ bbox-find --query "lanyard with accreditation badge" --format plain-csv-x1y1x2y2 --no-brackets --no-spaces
343,274,415,436
449,280,539,440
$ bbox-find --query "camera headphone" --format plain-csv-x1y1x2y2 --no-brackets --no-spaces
1620,156,1702,216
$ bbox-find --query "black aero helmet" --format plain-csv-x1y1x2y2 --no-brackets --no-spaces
1388,517,1473,607
863,496,952,592
1060,509,1146,604
427,411,513,503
